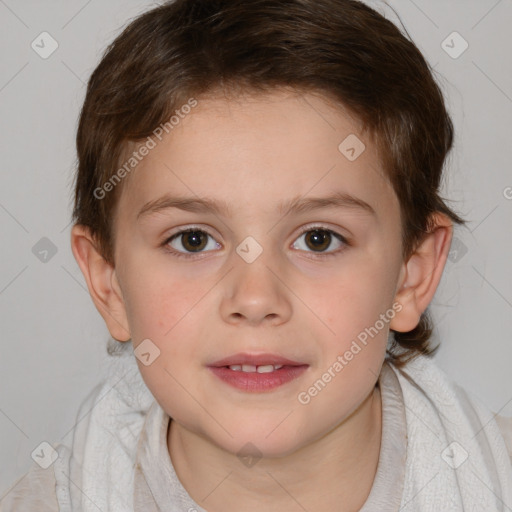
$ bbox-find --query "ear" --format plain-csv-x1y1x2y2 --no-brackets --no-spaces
70,224,131,342
390,212,453,333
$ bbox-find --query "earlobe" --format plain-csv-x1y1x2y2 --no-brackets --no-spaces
390,213,453,333
70,224,131,342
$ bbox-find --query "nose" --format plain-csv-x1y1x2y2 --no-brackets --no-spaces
219,253,293,327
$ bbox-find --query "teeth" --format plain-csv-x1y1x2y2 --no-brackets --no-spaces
228,364,284,372
257,365,275,373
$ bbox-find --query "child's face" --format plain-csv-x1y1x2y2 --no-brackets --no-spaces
112,89,405,457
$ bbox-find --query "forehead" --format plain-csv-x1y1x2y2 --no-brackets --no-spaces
117,89,398,225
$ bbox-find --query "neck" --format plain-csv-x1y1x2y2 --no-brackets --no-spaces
168,384,382,512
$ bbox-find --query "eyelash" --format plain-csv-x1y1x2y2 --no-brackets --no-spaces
161,224,350,260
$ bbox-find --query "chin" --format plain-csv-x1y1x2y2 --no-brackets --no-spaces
212,427,307,461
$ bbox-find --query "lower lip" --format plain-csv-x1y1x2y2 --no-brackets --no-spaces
208,365,309,392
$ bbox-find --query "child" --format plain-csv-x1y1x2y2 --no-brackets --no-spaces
2,0,511,510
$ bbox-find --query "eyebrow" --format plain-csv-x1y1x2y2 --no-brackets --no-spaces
136,191,376,220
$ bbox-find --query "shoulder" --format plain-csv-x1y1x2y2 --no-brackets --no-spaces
0,461,58,512
0,444,71,512
386,355,512,466
495,414,512,462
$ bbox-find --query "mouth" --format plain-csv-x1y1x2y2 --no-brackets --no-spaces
208,353,309,392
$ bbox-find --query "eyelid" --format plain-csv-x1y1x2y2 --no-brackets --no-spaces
295,222,349,240
163,224,220,244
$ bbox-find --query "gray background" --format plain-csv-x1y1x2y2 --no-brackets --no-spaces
1,0,511,496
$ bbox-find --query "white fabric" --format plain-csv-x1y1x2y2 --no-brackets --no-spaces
67,341,154,512
393,355,512,510
23,340,512,511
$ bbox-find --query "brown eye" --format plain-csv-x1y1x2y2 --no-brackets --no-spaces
167,229,219,254
181,231,208,252
304,230,331,252
177,230,208,252
292,227,346,255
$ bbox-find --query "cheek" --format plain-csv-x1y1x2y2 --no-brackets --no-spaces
310,264,397,340
123,273,205,410
122,267,203,342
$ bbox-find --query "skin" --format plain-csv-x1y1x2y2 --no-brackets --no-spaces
71,88,453,511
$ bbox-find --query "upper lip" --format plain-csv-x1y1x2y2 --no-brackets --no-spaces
209,353,307,367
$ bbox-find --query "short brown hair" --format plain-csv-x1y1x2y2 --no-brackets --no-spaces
72,0,466,367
